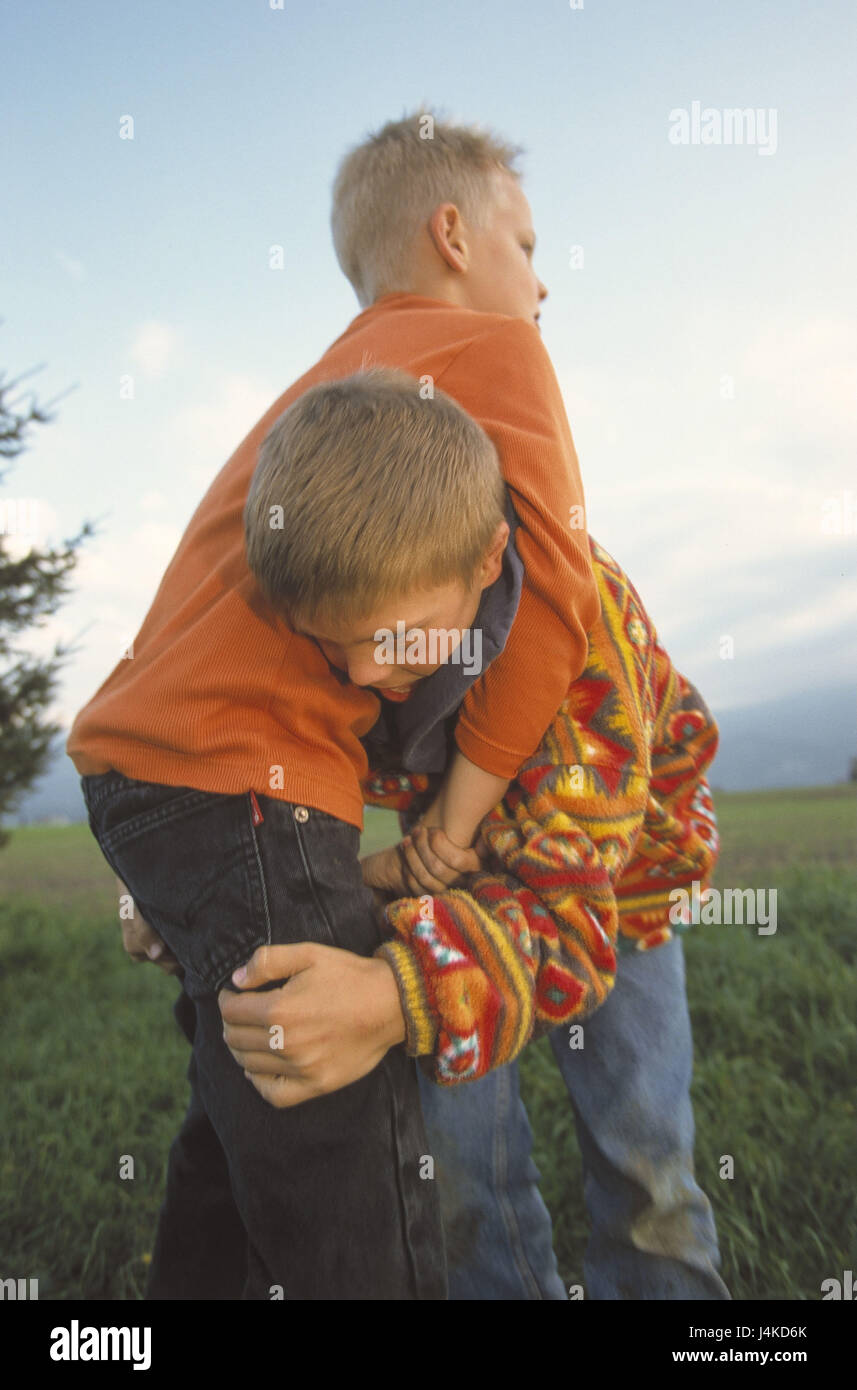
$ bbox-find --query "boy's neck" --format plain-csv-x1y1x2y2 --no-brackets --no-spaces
369,278,470,313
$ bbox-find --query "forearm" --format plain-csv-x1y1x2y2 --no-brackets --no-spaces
455,585,594,777
418,749,509,849
368,955,408,1048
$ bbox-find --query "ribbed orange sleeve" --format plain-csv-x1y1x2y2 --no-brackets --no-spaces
435,319,601,779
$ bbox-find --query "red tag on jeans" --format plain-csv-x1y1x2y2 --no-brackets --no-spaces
249,790,264,826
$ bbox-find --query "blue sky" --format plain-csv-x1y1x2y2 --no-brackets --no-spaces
2,0,855,732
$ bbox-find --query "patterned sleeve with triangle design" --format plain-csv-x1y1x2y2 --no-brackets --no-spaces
367,538,720,1086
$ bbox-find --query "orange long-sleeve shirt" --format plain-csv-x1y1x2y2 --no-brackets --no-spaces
67,293,600,829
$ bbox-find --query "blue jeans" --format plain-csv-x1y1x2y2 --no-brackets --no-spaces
416,935,731,1300
81,771,447,1300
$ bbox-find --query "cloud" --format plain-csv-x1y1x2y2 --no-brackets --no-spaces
166,373,278,487
47,370,279,725
739,314,857,450
554,310,857,710
73,519,183,613
51,518,186,725
129,321,178,377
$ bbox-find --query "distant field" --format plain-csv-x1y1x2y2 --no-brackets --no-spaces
0,784,854,1300
0,822,119,916
5,783,855,909
709,782,856,885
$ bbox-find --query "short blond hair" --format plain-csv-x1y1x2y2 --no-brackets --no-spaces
331,108,524,308
245,368,506,626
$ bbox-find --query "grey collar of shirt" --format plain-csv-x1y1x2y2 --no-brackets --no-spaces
361,493,524,775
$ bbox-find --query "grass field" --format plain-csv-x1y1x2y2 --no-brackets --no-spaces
1,785,854,1300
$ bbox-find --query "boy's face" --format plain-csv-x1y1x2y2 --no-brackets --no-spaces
292,522,508,692
435,171,548,327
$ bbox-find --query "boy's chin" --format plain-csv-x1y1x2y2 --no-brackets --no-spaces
374,673,428,692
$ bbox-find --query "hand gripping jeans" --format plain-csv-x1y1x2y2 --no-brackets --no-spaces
81,771,447,1301
415,935,731,1300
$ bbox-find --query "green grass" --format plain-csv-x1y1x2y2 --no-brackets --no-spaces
0,899,188,1299
1,786,854,1299
709,783,857,886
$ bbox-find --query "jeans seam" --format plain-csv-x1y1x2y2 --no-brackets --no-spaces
494,1067,542,1300
382,1056,422,1298
203,819,272,990
291,815,337,947
246,795,272,949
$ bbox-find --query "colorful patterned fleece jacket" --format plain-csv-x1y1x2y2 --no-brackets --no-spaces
362,537,720,1085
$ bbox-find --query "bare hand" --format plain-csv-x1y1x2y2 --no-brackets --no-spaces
117,877,183,978
398,824,485,894
218,942,405,1108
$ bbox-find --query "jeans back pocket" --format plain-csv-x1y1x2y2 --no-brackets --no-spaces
90,778,272,994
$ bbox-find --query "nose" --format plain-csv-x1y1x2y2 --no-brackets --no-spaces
537,279,548,302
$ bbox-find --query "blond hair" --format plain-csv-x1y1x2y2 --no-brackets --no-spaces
244,367,506,626
331,108,524,308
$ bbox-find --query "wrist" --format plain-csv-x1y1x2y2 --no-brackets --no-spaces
362,846,406,897
368,956,407,1048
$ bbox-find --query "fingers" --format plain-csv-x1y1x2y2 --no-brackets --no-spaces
230,942,317,991
230,1046,301,1076
121,916,168,960
398,825,481,893
398,834,450,893
223,1023,316,1083
121,917,154,955
222,1023,281,1056
243,1070,313,1110
426,827,483,875
218,943,317,1024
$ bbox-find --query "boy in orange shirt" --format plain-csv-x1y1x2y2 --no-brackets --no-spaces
70,112,598,1300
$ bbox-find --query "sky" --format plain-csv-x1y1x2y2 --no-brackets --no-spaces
2,0,855,737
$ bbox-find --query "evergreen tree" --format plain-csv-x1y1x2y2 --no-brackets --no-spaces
0,361,91,846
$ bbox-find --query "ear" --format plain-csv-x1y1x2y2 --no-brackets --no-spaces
477,520,509,589
427,201,469,272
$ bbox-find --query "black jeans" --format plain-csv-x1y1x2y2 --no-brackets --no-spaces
82,770,447,1300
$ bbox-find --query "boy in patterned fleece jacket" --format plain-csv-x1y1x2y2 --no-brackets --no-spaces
222,366,729,1300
